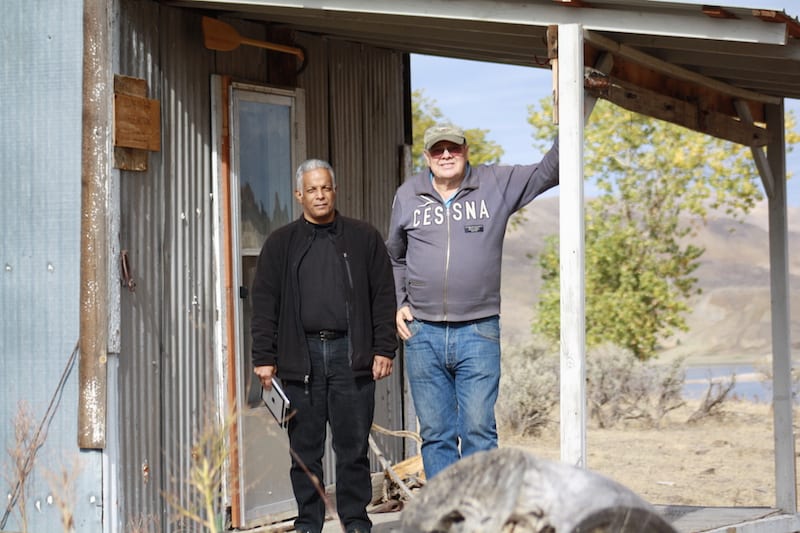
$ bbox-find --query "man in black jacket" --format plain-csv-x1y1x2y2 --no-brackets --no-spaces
251,159,397,533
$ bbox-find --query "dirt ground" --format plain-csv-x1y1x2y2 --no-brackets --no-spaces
500,399,796,508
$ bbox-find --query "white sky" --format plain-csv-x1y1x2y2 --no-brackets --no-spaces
410,0,800,205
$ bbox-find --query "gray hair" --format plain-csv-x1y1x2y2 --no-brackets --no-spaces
295,159,336,191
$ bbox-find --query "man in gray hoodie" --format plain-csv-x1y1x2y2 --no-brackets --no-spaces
386,123,559,478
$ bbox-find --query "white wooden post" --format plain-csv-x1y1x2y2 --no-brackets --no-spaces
765,102,797,513
558,23,586,468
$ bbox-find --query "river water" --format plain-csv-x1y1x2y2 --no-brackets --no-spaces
682,364,775,403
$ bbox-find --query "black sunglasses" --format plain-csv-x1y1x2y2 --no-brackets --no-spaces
428,144,465,158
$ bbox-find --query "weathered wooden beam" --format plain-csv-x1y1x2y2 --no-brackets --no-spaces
599,77,772,147
593,32,800,61
399,448,677,532
582,42,772,126
584,30,781,106
603,54,768,122
734,99,774,197
79,0,110,450
548,25,559,124
584,52,613,120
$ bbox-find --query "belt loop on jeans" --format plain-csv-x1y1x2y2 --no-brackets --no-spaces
308,329,346,341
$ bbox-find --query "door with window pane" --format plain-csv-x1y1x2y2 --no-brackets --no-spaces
220,79,306,528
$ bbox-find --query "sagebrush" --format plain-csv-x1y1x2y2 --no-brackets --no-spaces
497,340,692,435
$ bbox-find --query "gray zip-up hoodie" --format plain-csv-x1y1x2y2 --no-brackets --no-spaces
386,140,559,322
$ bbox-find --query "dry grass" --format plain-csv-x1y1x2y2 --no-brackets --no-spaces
502,399,790,508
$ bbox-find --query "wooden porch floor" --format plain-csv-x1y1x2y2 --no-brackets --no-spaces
360,506,800,532
654,505,800,532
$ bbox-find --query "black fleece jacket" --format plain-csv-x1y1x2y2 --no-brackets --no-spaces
250,213,397,381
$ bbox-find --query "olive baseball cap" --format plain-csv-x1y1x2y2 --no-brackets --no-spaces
423,123,466,151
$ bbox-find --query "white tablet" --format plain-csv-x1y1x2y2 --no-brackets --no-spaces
261,377,291,429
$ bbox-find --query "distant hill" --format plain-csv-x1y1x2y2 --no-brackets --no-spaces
500,197,800,365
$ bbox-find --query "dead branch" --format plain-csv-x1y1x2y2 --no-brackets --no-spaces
368,435,415,501
687,374,736,424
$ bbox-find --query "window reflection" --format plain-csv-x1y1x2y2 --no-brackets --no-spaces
238,100,293,251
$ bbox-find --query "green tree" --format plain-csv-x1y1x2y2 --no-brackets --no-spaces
530,98,799,360
411,89,504,172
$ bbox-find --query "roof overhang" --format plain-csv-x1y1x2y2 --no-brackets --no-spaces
175,0,790,43
167,0,800,145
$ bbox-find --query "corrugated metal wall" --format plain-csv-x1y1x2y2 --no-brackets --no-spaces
297,33,408,469
116,2,407,531
158,7,218,531
117,2,222,531
3,0,408,530
296,35,405,234
0,1,104,532
361,44,408,466
116,2,166,529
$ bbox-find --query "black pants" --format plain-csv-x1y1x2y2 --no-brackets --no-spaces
284,336,375,533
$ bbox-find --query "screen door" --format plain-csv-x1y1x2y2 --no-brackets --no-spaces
217,78,306,528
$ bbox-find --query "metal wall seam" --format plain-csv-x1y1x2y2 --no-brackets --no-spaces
117,0,167,529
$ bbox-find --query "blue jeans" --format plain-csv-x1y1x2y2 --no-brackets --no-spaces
403,316,501,478
283,336,375,533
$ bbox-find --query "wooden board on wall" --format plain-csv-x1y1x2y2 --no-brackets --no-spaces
113,75,160,170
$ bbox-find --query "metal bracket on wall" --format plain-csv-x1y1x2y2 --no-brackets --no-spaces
120,250,136,292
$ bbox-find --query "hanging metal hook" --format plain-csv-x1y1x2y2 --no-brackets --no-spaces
120,250,136,292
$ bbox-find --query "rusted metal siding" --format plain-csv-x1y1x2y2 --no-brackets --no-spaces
296,35,331,162
339,42,407,466
298,37,404,233
327,39,405,234
115,3,407,530
2,0,406,528
158,7,218,532
298,35,408,467
0,1,105,532
116,1,171,529
115,2,165,529
360,44,406,237
116,2,224,531
363,46,408,469
329,40,367,219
